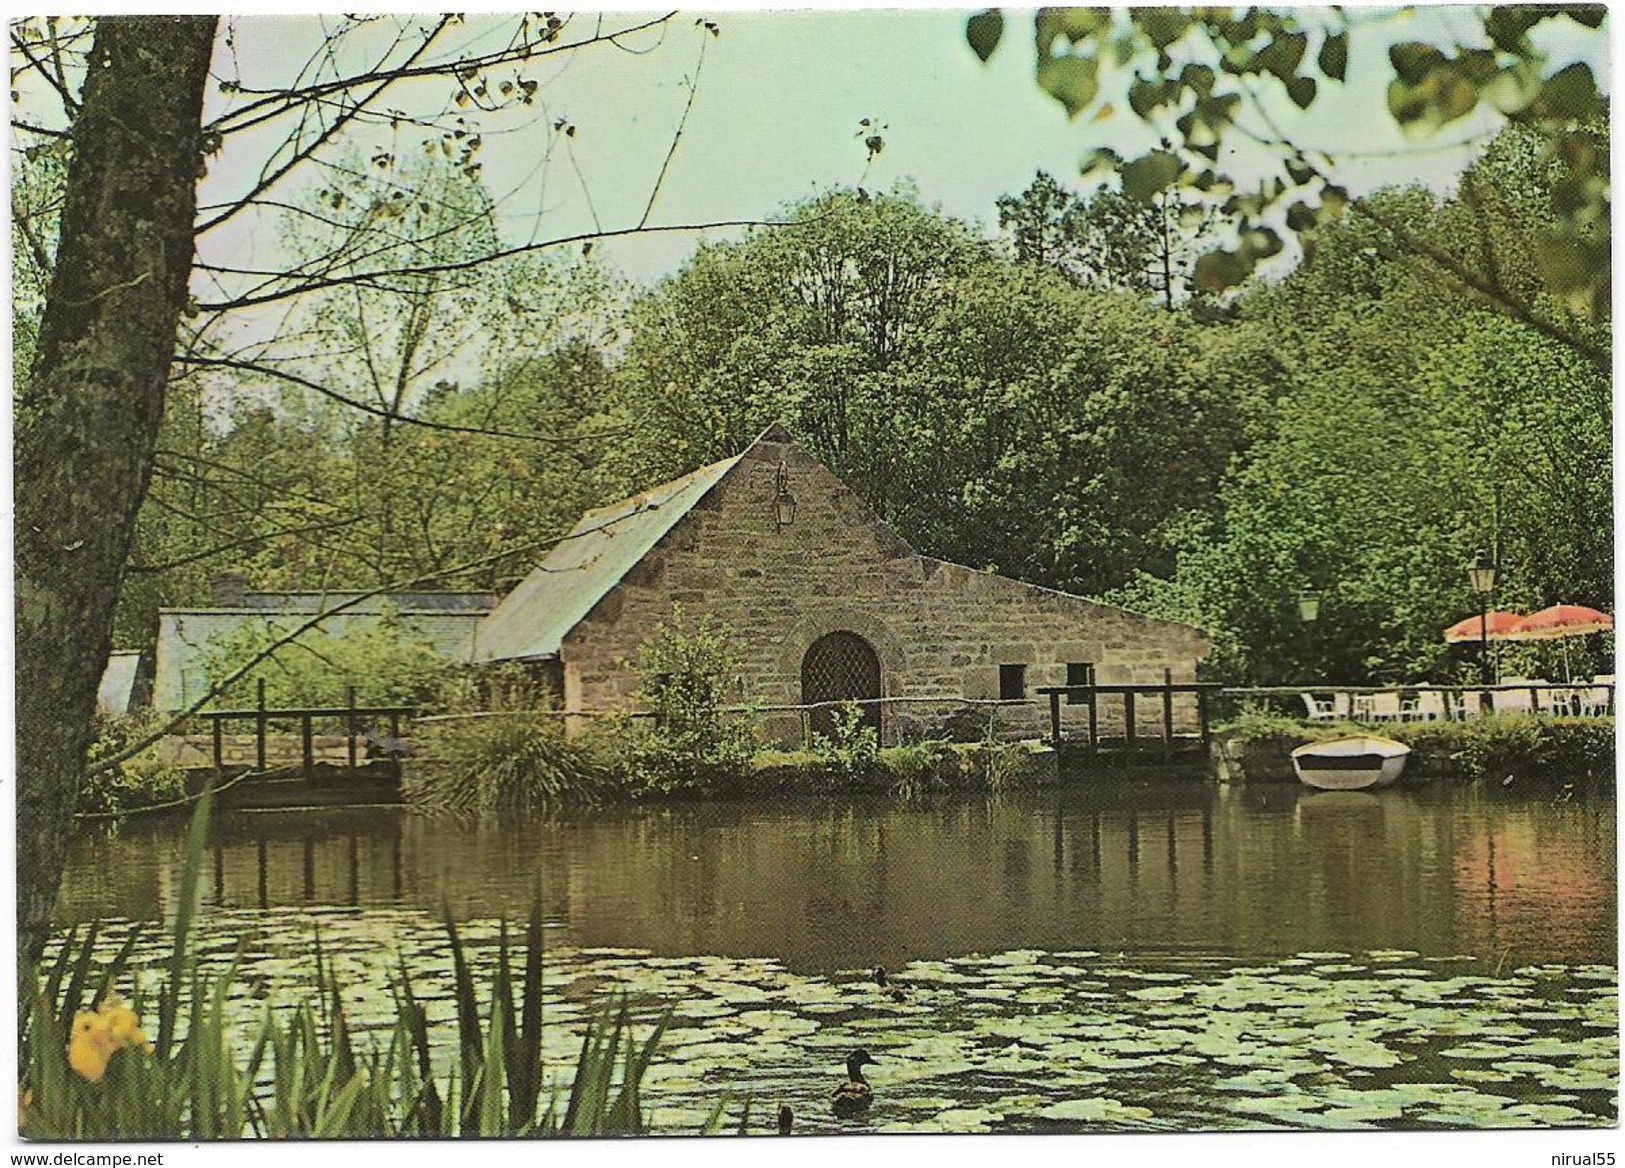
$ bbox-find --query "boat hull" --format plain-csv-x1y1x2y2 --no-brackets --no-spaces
1291,737,1410,791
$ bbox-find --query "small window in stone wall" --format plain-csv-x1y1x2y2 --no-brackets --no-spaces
999,663,1027,701
1066,662,1094,705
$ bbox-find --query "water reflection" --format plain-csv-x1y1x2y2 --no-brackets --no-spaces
57,782,1616,969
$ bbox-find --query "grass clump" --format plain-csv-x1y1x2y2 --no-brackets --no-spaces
409,665,610,812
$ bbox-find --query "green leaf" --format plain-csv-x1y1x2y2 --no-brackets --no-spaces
1080,146,1122,177
1121,149,1182,201
1286,74,1318,109
1255,31,1307,81
1389,41,1446,85
1527,61,1603,120
1180,63,1216,96
1137,8,1191,49
1037,55,1100,118
1036,8,1110,55
967,9,1004,63
1318,31,1348,81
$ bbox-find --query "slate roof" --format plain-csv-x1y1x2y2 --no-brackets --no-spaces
474,454,743,662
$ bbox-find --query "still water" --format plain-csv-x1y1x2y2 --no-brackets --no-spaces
55,781,1619,1133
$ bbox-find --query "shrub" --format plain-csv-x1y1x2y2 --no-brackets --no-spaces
1390,715,1615,784
198,604,452,710
882,740,950,801
624,606,756,795
958,739,1036,796
79,711,188,815
811,701,882,783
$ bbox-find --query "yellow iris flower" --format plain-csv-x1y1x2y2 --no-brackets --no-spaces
66,996,152,1083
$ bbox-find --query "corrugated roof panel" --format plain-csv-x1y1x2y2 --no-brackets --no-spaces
475,455,741,662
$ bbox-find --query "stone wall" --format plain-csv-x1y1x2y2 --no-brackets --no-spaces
559,435,1210,746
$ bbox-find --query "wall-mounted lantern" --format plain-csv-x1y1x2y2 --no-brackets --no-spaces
773,461,798,529
1298,587,1322,623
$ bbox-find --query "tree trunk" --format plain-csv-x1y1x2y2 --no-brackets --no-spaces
14,16,217,1000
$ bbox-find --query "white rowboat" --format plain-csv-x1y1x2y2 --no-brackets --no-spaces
1291,735,1410,790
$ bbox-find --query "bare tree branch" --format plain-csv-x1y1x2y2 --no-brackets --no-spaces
179,352,629,445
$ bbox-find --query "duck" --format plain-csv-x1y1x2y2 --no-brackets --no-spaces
872,966,908,1001
831,1048,878,1119
777,1104,793,1135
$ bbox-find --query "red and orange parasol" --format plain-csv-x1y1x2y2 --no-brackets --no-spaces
1443,611,1527,644
1505,604,1614,641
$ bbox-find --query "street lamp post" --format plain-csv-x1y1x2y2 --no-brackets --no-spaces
1467,549,1499,700
1298,587,1321,682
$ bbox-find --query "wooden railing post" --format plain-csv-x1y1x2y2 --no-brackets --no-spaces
1161,668,1174,763
1124,690,1137,753
1086,666,1099,753
212,714,224,781
255,678,267,774
1049,690,1062,748
1198,688,1212,757
301,711,314,775
347,685,359,776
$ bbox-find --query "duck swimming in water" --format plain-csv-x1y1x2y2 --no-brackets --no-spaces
831,1048,878,1119
872,966,907,1001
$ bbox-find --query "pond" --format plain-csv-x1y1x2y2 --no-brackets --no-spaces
54,781,1618,1134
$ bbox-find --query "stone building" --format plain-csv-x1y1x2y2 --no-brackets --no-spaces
477,425,1210,745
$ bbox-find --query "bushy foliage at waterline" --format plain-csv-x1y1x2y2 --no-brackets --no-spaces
1216,709,1615,785
79,710,189,815
23,791,676,1139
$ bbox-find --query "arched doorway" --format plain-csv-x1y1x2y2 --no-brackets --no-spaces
801,631,882,741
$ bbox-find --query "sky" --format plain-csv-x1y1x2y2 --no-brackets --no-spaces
171,4,1612,300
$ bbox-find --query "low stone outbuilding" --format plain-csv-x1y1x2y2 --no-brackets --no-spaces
152,579,497,710
477,425,1210,745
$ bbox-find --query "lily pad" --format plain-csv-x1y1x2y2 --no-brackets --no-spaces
1038,1097,1157,1124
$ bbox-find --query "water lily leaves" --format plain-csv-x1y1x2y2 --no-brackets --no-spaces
1128,985,1192,1003
926,1106,1003,1132
1538,1066,1618,1092
1038,1097,1157,1124
1228,1094,1328,1116
1317,1039,1404,1069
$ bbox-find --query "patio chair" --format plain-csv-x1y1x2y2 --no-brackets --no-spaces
1299,693,1336,721
1359,693,1401,721
1412,690,1448,722
1581,676,1614,717
1493,680,1536,716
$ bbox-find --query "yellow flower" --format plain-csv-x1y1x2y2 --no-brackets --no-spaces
66,997,153,1082
67,1012,116,1083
